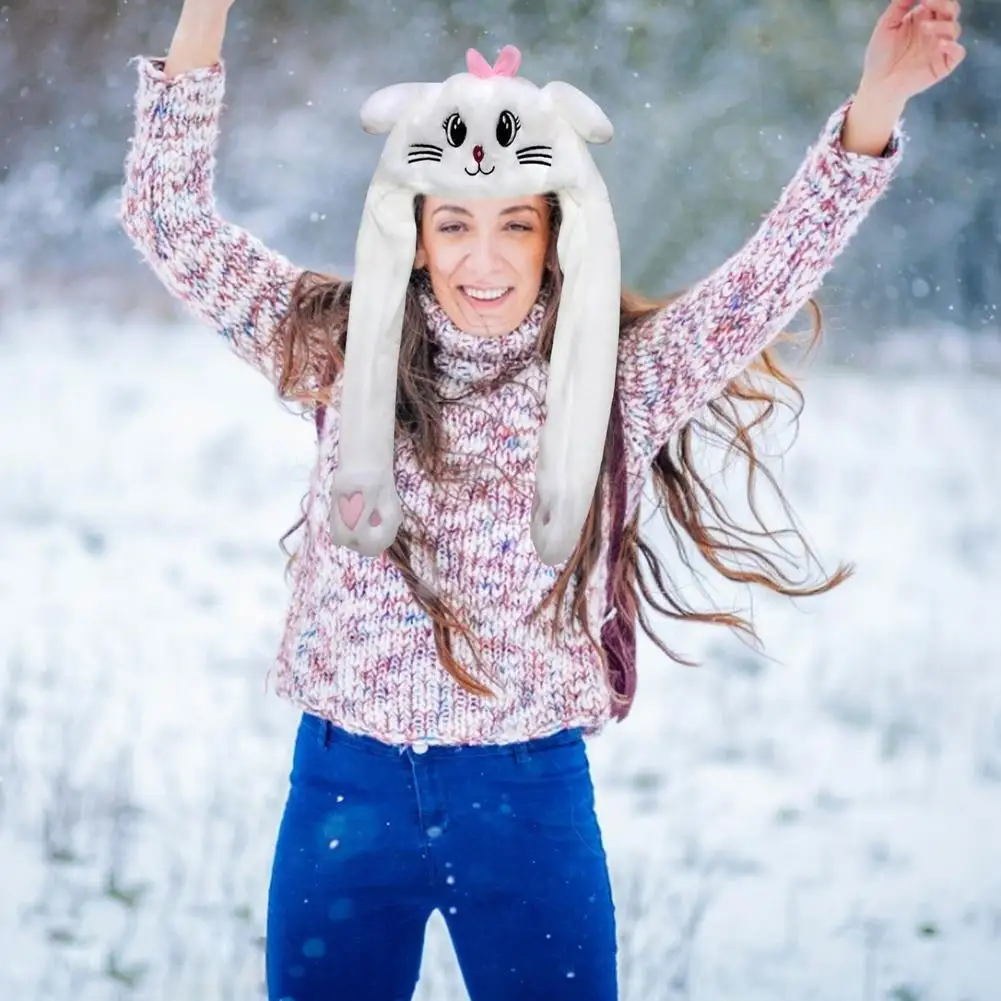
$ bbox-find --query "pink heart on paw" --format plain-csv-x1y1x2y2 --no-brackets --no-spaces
337,492,365,530
368,510,383,528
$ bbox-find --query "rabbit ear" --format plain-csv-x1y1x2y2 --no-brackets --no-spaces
328,181,415,556
540,81,613,144
530,177,622,565
491,44,522,76
466,48,494,78
360,82,437,134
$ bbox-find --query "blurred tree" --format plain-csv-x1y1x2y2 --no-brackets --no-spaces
0,0,996,346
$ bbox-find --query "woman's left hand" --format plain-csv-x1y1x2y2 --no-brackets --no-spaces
861,0,966,102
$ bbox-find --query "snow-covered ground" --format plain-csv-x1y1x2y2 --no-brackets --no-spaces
1,308,999,1001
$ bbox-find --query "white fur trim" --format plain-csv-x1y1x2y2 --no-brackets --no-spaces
336,58,621,564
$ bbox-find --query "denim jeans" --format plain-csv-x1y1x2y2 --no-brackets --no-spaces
266,712,618,1001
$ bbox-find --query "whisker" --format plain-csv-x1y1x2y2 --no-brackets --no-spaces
516,144,553,154
409,143,443,151
408,156,443,163
516,158,553,166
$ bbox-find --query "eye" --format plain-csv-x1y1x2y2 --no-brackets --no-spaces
496,110,520,148
443,112,467,148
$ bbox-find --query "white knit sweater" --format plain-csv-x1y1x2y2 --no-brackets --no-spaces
120,55,904,745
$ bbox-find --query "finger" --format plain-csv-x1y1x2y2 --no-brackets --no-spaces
933,40,966,81
940,40,967,73
921,18,961,40
883,0,918,27
905,3,934,27
921,0,961,21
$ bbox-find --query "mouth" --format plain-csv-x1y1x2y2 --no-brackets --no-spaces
463,164,496,176
460,286,514,308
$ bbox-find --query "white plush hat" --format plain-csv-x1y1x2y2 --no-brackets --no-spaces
329,45,621,566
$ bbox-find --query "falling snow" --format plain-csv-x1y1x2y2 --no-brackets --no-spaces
0,286,999,1001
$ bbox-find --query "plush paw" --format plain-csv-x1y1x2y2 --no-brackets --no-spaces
530,484,584,567
328,469,403,558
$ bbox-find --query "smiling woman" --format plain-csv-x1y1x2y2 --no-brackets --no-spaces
117,0,967,998
413,195,551,338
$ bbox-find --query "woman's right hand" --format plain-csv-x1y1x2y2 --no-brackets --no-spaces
164,0,234,78
184,0,236,13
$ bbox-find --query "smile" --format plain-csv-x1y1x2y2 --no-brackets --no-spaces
460,286,513,306
463,164,496,176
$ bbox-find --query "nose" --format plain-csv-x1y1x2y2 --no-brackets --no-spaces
472,145,484,163
468,231,502,273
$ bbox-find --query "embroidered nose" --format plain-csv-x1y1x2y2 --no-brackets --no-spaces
472,145,484,163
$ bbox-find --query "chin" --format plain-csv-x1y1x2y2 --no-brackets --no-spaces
484,312,527,335
446,297,529,337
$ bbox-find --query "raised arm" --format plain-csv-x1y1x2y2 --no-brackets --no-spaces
119,0,309,390
615,94,904,467
617,0,967,468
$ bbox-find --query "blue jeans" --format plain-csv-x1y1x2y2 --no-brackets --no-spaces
266,712,618,1001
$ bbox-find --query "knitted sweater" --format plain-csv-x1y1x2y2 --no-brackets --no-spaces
121,56,904,746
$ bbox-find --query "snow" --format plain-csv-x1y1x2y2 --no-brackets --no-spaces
0,307,999,1000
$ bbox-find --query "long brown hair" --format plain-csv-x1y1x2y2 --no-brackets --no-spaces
267,194,848,700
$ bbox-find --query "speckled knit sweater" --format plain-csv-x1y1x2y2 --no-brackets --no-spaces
120,55,904,746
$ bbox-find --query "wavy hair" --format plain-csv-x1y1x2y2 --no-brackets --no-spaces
266,194,848,700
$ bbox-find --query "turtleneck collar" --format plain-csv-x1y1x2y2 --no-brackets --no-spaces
417,278,547,385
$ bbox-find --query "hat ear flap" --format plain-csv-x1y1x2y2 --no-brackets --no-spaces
531,178,622,565
540,81,613,144
328,182,415,556
360,82,436,134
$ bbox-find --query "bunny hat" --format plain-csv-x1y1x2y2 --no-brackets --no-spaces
329,45,621,566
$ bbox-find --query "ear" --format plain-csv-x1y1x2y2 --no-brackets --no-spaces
540,81,613,144
530,177,621,565
360,82,437,134
328,183,416,557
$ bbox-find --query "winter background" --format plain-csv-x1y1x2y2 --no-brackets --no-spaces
1,0,1000,999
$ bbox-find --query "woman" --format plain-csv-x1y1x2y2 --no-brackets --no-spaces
120,1,964,998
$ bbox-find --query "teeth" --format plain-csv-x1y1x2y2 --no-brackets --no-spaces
463,287,509,301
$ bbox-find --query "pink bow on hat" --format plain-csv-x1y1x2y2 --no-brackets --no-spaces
466,45,522,78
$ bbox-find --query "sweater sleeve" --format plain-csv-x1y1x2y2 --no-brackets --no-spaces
616,95,906,468
119,56,308,389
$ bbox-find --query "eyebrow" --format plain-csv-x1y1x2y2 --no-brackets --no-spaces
432,204,542,219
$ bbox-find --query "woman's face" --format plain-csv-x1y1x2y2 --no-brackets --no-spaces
415,194,551,337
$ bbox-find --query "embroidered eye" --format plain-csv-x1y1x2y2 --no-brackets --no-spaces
495,110,520,147
443,112,467,148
